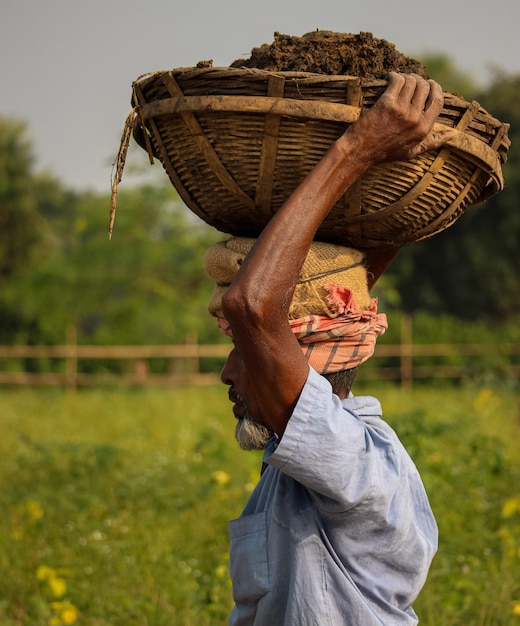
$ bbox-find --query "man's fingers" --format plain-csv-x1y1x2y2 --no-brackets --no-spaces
409,75,433,109
362,72,448,164
384,71,406,96
411,128,457,157
423,79,444,118
385,72,443,119
398,74,421,102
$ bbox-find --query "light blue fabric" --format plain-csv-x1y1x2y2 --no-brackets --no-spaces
228,366,437,626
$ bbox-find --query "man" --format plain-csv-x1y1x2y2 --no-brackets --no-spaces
204,72,453,625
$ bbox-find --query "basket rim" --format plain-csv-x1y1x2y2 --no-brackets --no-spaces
132,68,507,193
132,66,510,142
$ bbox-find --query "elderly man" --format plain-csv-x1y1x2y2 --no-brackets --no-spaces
204,72,452,625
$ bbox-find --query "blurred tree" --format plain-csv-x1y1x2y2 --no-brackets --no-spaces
0,116,224,349
0,117,57,346
71,182,223,346
6,178,223,347
0,117,49,281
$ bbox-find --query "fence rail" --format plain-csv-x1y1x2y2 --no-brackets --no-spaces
0,340,519,391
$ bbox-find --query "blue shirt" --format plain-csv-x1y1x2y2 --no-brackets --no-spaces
228,367,437,625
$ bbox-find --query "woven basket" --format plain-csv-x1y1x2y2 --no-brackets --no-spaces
120,67,510,248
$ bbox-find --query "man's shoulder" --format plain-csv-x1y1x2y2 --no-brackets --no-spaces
341,393,382,419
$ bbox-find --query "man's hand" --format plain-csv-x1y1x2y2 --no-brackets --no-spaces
347,72,454,166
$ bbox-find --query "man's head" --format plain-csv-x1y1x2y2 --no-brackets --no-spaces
205,237,386,449
232,372,358,451
221,345,359,451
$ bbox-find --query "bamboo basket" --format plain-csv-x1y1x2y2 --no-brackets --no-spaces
113,67,510,248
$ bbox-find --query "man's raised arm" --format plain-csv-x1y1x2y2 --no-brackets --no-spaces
220,72,451,436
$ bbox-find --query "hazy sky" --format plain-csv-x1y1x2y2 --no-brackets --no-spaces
2,0,519,193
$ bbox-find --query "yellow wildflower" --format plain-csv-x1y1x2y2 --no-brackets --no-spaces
36,565,68,598
26,500,44,521
502,496,520,518
212,470,230,486
473,388,498,415
37,565,54,581
51,601,80,625
215,564,228,578
48,575,67,598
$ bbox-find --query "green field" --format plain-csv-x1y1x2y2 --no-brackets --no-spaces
1,383,519,625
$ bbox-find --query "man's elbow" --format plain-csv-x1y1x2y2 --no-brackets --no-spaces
221,284,264,326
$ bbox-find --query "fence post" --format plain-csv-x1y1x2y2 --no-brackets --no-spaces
186,333,199,374
65,324,78,392
400,314,413,391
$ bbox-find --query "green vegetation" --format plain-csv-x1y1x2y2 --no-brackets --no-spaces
0,386,257,625
0,384,519,625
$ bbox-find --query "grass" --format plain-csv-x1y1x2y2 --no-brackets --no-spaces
0,382,519,625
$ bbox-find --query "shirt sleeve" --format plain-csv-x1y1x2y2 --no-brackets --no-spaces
265,366,406,512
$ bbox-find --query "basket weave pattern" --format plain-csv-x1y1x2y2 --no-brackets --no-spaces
130,67,509,248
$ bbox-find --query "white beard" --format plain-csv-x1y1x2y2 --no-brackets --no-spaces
235,412,273,451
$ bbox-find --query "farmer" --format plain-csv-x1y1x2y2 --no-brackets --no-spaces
204,72,452,625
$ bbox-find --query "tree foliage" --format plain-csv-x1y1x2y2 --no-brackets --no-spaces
0,117,223,347
0,117,49,281
8,183,223,346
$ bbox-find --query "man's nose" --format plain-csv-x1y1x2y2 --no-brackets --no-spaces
220,347,238,386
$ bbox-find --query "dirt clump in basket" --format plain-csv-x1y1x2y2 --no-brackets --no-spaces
230,31,428,79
